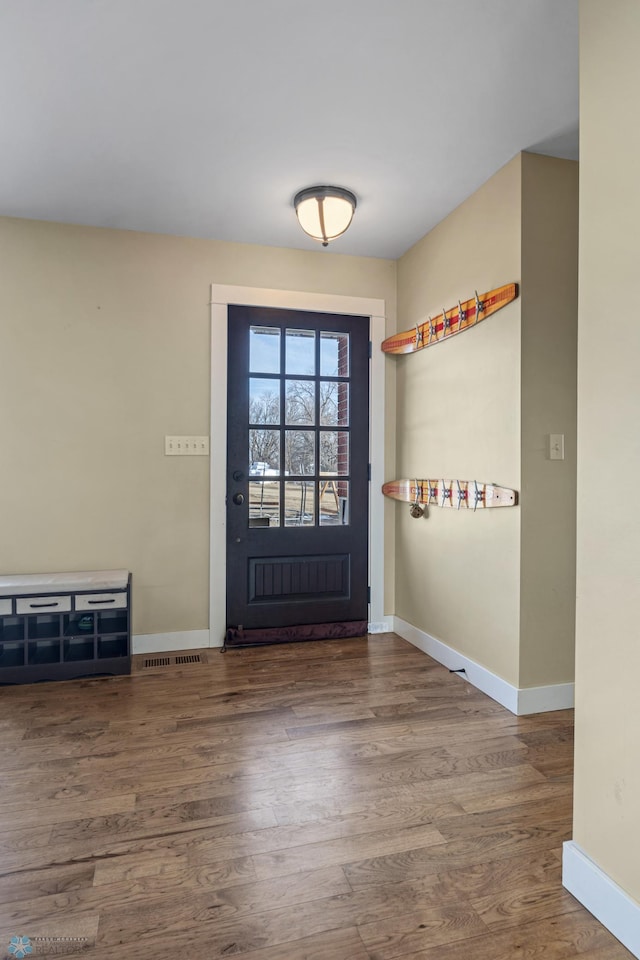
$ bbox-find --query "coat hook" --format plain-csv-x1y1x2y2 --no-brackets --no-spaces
410,479,424,518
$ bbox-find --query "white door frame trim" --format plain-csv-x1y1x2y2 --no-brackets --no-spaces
209,283,387,647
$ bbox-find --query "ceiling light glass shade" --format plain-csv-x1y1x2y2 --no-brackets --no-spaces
294,186,357,247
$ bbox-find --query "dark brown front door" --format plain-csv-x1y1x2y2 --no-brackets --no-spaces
226,305,369,631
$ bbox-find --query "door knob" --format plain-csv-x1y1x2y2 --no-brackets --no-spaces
232,492,245,505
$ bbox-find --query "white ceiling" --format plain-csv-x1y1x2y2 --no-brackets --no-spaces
0,0,578,260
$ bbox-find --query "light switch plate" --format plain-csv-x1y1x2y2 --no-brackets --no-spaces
548,434,565,460
165,436,210,456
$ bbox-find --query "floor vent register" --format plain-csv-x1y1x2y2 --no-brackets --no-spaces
141,653,202,669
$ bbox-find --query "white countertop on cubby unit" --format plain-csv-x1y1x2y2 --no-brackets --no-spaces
0,570,130,597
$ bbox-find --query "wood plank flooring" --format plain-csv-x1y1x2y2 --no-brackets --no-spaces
0,635,633,959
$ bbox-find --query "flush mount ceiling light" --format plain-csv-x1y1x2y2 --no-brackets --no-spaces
293,185,357,247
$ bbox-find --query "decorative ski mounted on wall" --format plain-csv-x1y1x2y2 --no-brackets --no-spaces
382,478,518,517
381,283,518,356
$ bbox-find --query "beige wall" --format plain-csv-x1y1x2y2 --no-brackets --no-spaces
519,153,578,687
396,156,522,685
0,218,396,635
395,153,578,690
573,0,640,900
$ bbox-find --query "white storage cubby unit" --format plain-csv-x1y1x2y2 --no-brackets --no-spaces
0,570,131,684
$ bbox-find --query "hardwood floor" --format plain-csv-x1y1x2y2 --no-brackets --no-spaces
0,635,633,959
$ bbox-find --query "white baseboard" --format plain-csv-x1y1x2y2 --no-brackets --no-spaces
392,616,574,716
132,629,211,654
518,681,574,714
563,841,640,959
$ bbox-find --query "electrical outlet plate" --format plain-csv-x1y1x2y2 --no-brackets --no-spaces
165,436,210,456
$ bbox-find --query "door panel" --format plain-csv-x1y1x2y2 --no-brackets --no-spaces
226,306,369,630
